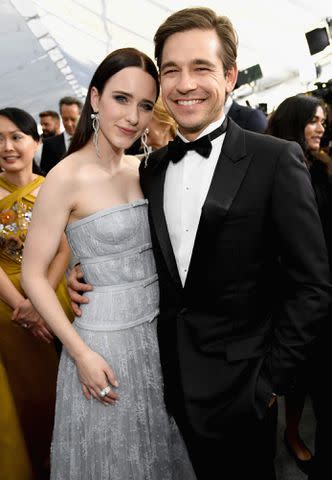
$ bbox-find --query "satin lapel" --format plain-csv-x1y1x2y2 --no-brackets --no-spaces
185,119,253,288
147,151,182,290
205,118,252,219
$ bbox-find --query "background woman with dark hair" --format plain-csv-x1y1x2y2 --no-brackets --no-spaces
0,107,73,479
268,94,331,477
22,48,195,479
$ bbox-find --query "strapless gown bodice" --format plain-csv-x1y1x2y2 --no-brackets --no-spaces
65,199,159,331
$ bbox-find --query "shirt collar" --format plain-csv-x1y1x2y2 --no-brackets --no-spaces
63,130,72,143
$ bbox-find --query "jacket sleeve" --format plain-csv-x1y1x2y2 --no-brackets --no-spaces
264,141,331,395
40,140,52,175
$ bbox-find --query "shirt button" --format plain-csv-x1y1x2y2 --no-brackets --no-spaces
185,186,189,190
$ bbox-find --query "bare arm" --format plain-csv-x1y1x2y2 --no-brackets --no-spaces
11,233,71,342
47,233,71,289
0,265,26,308
21,163,118,404
0,264,53,341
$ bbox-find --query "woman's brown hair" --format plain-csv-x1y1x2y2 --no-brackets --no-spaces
67,48,159,156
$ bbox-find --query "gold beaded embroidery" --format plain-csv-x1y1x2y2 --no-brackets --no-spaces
0,201,32,263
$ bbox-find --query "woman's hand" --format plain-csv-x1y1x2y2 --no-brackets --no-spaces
29,318,54,344
12,297,43,327
12,298,54,343
67,265,93,316
75,349,119,405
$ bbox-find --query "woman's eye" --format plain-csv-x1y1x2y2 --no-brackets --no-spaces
114,95,127,103
141,103,153,112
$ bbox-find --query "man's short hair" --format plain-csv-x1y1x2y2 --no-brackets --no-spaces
59,96,83,113
154,7,238,74
39,110,60,120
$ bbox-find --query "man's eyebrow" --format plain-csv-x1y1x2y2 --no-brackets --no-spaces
192,59,215,67
160,59,216,71
160,61,178,72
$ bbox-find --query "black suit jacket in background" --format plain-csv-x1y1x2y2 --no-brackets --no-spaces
140,118,331,439
228,100,268,133
40,133,66,175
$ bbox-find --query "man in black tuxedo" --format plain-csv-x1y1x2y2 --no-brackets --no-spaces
40,96,82,175
225,95,268,133
139,8,330,480
68,7,330,479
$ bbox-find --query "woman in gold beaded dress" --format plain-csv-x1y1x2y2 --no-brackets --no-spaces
0,107,73,480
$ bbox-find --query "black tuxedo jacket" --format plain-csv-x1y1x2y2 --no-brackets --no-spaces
140,118,331,439
228,100,267,133
40,133,66,175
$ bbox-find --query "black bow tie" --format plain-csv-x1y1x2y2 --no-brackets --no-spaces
166,117,228,164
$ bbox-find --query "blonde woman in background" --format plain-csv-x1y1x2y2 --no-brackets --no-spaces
145,96,177,151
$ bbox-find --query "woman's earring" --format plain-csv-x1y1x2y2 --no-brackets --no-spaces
141,128,151,168
91,112,100,157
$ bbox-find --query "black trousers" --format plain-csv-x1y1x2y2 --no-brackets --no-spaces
173,402,278,480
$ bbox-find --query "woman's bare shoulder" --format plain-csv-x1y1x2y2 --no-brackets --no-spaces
45,150,94,186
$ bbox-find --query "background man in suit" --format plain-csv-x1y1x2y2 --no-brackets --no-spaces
68,7,330,479
40,96,82,174
39,110,61,138
225,94,268,132
34,110,61,167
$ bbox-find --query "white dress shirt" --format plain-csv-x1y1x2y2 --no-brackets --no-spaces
63,130,72,151
34,143,42,166
164,116,226,286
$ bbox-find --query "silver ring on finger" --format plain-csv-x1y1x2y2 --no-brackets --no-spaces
21,323,29,329
99,385,111,398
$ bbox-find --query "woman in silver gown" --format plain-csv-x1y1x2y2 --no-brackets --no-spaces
22,48,196,480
